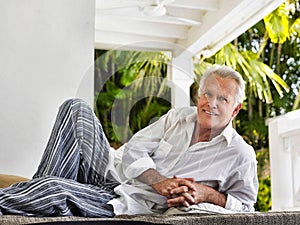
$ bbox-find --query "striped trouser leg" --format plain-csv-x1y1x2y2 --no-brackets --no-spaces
0,177,116,217
33,98,115,186
0,98,119,217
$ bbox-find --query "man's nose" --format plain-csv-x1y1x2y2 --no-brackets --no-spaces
208,98,217,109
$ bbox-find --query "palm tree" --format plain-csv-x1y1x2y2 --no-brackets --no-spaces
94,50,171,145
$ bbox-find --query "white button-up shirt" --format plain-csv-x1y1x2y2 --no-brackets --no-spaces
105,107,258,215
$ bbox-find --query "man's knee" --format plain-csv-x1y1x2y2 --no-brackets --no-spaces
60,98,92,113
61,98,86,108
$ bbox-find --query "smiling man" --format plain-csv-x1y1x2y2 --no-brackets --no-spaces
196,70,242,141
0,65,258,217
115,64,258,214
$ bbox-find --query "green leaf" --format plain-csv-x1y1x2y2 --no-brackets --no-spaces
292,90,300,110
264,3,290,44
120,67,138,86
289,18,300,36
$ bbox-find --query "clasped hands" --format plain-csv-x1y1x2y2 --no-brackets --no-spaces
151,176,201,208
137,169,222,208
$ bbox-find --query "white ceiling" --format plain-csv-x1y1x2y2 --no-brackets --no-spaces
95,0,284,57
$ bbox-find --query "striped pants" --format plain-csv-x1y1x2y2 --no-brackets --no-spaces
0,99,119,217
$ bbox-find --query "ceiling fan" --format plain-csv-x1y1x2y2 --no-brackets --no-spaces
99,0,200,26
142,0,175,17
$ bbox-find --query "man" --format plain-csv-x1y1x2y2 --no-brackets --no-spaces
0,65,258,217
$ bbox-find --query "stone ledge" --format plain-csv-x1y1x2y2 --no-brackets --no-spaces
1,211,300,225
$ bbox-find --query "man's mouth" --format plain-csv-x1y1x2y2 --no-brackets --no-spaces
202,109,217,116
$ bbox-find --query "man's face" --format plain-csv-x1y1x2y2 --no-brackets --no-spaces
197,74,242,131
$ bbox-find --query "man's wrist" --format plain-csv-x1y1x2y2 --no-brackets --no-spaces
205,187,227,208
137,168,166,186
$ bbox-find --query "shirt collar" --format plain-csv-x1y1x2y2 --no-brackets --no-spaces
219,121,234,146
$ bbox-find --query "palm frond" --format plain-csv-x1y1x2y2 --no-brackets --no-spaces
264,3,290,44
195,43,290,104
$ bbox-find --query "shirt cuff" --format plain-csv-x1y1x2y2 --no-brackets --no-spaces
124,157,156,179
225,194,243,211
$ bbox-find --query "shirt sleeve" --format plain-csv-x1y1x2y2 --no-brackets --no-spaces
225,194,255,212
121,110,174,179
223,160,258,212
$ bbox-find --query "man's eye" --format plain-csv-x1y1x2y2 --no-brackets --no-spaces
204,91,212,97
219,96,228,103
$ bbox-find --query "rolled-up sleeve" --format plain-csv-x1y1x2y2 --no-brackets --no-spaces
123,156,156,179
225,194,255,212
223,160,258,212
121,112,172,179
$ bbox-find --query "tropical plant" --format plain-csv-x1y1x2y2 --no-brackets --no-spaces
94,50,171,146
194,43,290,104
255,148,272,212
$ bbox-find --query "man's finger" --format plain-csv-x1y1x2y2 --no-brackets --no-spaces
183,177,195,182
167,196,185,205
162,189,171,198
178,179,196,191
170,186,189,195
181,192,195,204
171,177,196,191
167,196,191,208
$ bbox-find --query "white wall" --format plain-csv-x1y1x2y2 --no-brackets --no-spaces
0,0,95,177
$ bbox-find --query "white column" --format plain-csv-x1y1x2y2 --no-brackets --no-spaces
168,53,195,108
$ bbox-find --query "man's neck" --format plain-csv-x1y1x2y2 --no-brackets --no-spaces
192,122,225,143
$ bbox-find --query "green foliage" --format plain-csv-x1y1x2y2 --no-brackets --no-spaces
94,50,171,145
255,176,272,212
194,43,290,104
129,97,171,134
256,148,270,179
255,148,271,212
236,111,269,149
264,3,290,44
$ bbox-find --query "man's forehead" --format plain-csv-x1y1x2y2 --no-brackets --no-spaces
203,76,237,97
202,85,228,96
205,74,231,83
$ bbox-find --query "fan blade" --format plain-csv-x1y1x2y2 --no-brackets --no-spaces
164,14,201,26
143,5,166,17
160,0,175,6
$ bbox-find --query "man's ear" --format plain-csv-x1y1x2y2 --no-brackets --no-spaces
232,103,242,118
